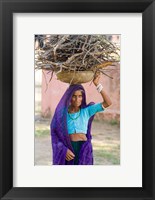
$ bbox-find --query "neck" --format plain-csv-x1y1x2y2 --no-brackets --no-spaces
68,106,80,113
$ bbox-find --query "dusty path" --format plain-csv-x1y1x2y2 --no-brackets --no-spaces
35,120,120,165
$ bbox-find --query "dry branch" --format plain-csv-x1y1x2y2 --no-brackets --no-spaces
35,34,120,82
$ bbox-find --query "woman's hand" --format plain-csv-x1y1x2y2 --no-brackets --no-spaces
65,149,75,161
93,71,101,86
93,71,112,108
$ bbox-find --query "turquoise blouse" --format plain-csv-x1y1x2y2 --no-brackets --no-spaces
67,103,104,134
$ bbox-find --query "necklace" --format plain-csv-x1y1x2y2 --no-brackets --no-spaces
68,109,81,120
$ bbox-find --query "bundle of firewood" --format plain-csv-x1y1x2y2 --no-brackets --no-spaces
35,35,120,83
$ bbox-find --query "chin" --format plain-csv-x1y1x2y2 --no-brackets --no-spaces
75,104,81,107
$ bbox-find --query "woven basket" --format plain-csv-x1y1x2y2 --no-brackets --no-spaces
56,71,94,84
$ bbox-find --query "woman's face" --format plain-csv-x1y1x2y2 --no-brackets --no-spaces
70,90,83,107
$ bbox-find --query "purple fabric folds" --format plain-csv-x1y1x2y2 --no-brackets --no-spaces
50,84,95,165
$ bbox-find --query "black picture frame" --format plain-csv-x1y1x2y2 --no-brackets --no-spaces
0,0,155,199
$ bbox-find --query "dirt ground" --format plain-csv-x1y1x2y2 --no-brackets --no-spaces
35,119,120,166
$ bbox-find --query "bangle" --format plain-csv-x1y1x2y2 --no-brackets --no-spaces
96,83,103,93
96,83,102,89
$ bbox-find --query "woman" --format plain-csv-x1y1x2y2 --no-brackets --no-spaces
50,73,112,165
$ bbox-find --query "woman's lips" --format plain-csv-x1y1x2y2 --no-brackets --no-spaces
75,102,81,105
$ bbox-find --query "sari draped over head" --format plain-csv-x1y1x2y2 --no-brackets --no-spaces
50,84,95,165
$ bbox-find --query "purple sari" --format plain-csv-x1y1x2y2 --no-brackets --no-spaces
50,84,95,165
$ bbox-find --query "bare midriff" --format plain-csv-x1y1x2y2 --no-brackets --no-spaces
69,133,87,141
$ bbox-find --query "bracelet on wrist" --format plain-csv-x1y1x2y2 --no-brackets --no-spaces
96,83,102,89
96,83,103,93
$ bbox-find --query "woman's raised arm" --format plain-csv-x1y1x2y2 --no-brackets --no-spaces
93,72,112,108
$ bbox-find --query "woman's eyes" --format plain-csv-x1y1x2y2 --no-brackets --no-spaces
73,95,82,98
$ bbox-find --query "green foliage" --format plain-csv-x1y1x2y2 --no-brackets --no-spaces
93,145,120,165
109,119,119,126
35,129,49,137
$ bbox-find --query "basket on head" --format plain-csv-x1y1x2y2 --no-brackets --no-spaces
56,71,94,84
